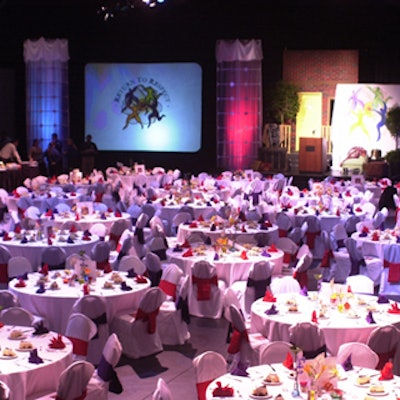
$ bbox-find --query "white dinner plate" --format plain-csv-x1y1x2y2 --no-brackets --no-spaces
249,394,272,399
0,354,17,359
16,347,36,352
367,390,388,396
8,335,27,340
262,380,282,386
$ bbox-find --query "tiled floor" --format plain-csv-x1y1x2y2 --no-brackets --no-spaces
108,316,230,400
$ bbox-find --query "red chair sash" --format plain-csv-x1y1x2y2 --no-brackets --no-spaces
135,307,159,334
283,252,292,264
95,193,103,202
376,348,396,370
109,233,121,245
56,390,87,400
293,270,308,289
67,336,89,356
192,275,218,300
227,328,249,354
159,280,177,300
96,259,112,273
305,231,321,249
196,380,213,400
0,263,8,284
321,250,333,268
278,229,288,238
384,260,400,283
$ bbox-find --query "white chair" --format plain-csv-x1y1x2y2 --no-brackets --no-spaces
86,333,123,399
259,340,296,364
108,219,129,251
144,252,163,287
152,378,173,400
118,255,146,275
189,260,226,319
293,252,313,290
275,237,298,268
158,275,191,345
65,313,98,361
33,360,95,400
171,211,192,236
159,263,184,301
111,287,166,359
336,342,379,369
270,276,301,295
41,246,67,270
331,250,351,283
193,351,227,400
7,256,32,280
0,306,34,326
289,321,326,359
72,295,109,366
90,241,112,272
89,222,107,238
0,290,19,309
65,253,81,270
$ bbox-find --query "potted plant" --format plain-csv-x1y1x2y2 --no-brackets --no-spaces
385,105,400,178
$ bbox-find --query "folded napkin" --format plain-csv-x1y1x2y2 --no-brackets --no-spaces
181,239,191,248
359,231,368,238
15,278,26,288
197,215,204,222
182,248,193,257
212,381,234,397
263,290,276,302
366,310,376,324
100,213,107,220
347,285,352,293
379,361,394,380
82,234,91,241
83,229,92,237
120,281,133,291
114,210,122,217
2,232,11,241
388,302,400,314
342,354,353,371
33,321,49,335
230,360,249,377
371,231,380,241
261,250,271,257
47,238,53,245
67,236,74,244
210,223,217,232
134,275,147,284
240,251,248,260
311,310,318,323
265,304,278,315
49,334,66,349
377,294,390,304
214,252,220,261
14,224,21,234
45,209,53,217
283,351,294,369
29,349,44,364
127,268,137,278
76,213,81,221
39,264,49,276
268,244,278,252
20,235,28,244
69,224,78,233
300,286,308,296
189,222,198,228
172,245,183,252
83,283,90,295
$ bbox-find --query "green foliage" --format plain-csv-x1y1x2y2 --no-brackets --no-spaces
265,81,300,124
386,105,400,139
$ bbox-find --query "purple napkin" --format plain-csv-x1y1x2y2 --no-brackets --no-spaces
377,294,389,304
36,282,46,294
359,231,368,237
29,349,44,364
33,321,49,335
366,310,376,324
300,286,308,296
261,250,271,257
67,236,74,244
120,281,132,291
172,245,183,252
342,354,353,371
127,268,137,278
83,229,92,236
101,213,107,220
230,360,249,377
265,304,278,315
210,224,216,232
20,236,28,244
397,236,400,244
214,252,220,261
205,237,212,245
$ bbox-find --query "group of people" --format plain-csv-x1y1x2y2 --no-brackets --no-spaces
0,132,98,177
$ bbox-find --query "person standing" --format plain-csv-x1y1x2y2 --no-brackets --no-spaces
28,138,47,175
45,142,62,177
64,137,80,172
80,134,98,177
0,138,22,164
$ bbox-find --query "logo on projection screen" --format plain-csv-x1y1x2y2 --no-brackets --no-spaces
116,79,169,130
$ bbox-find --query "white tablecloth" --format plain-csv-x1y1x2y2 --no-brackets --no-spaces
250,292,400,355
352,231,398,259
0,325,72,400
10,271,151,333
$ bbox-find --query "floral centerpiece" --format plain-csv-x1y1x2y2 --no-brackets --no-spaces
72,251,96,283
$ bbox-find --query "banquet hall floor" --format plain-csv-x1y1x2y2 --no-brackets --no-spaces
108,268,322,399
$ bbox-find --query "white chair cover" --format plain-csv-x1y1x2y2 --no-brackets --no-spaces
270,276,301,295
0,306,34,326
65,313,98,361
144,252,163,286
331,250,351,283
111,287,166,359
259,341,297,364
41,246,67,270
72,295,110,366
171,211,192,236
152,378,173,400
188,260,226,319
159,263,184,300
89,223,107,238
336,342,379,369
289,321,326,358
0,290,19,308
158,275,191,345
118,255,146,275
7,256,32,279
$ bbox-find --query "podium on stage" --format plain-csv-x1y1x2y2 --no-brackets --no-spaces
299,137,327,173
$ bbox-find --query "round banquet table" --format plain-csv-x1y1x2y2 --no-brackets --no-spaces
0,231,100,271
41,211,132,234
10,271,151,334
177,221,279,246
166,244,284,286
0,325,72,400
250,291,400,356
205,363,400,400
351,230,399,259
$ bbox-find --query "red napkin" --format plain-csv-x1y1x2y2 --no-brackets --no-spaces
47,238,53,245
14,225,21,234
197,215,204,222
69,224,77,233
268,244,278,252
135,275,147,284
347,285,352,293
311,310,318,323
70,192,76,196
15,278,26,288
82,235,91,241
283,352,294,370
212,382,234,397
83,283,90,295
263,220,273,227
75,213,80,221
40,264,49,275
181,239,191,248
49,334,66,349
45,209,53,217
371,231,380,241
355,206,363,212
379,361,394,380
241,225,247,233
362,226,370,234
336,209,341,216
240,251,248,260
182,248,193,257
263,290,276,302
388,303,400,314
114,211,122,217
3,232,11,241
189,222,198,228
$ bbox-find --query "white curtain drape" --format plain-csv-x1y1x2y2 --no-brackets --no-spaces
24,37,70,170
216,39,263,171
